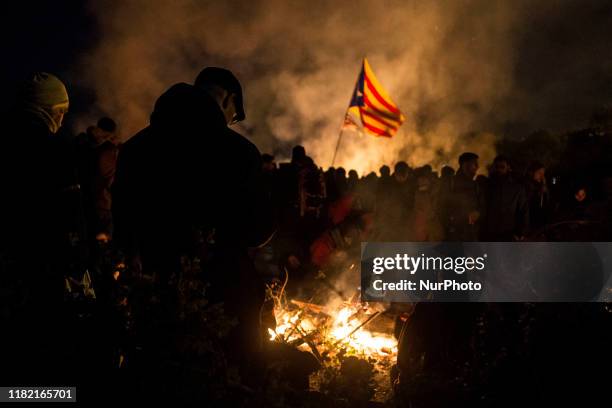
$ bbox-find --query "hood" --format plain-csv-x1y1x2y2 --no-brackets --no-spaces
150,82,226,133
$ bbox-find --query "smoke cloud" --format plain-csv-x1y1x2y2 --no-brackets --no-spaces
77,0,612,174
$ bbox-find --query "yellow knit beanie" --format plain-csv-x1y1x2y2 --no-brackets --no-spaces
19,72,69,133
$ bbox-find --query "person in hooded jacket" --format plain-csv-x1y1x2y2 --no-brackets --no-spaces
112,68,273,379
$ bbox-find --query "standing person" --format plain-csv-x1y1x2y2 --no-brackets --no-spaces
379,164,391,180
334,167,348,197
0,72,85,385
439,165,455,195
347,169,359,192
524,161,550,230
411,166,443,241
77,117,119,243
375,165,392,203
273,145,325,275
193,70,274,374
439,152,483,241
375,165,392,206
276,145,308,215
378,161,415,240
481,155,529,241
355,171,378,212
261,153,277,173
112,69,273,379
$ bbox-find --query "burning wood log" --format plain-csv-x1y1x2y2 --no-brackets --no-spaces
294,324,323,364
290,299,327,314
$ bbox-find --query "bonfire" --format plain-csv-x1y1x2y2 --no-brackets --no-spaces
266,269,398,401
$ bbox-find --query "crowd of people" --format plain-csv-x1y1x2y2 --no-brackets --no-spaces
261,144,610,283
1,69,610,404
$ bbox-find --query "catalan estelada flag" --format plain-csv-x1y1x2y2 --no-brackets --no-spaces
343,58,405,138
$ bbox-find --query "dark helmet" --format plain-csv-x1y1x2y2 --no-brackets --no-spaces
195,67,245,122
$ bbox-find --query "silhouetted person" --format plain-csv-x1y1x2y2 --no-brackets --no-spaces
334,167,348,197
0,72,84,385
439,164,455,193
441,165,455,178
292,144,306,163
276,145,311,215
379,164,391,179
420,164,434,179
375,164,393,213
273,146,324,276
324,166,338,201
378,161,415,240
77,117,119,242
348,169,359,192
355,171,378,212
482,155,529,241
439,152,483,241
412,166,443,241
261,153,277,173
524,161,550,230
112,68,273,377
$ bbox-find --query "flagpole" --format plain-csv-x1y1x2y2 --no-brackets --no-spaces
330,127,344,167
331,58,366,168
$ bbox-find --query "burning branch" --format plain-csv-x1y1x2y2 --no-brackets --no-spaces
329,310,383,350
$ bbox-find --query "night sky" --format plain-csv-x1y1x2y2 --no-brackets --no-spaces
3,1,612,170
3,2,97,125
